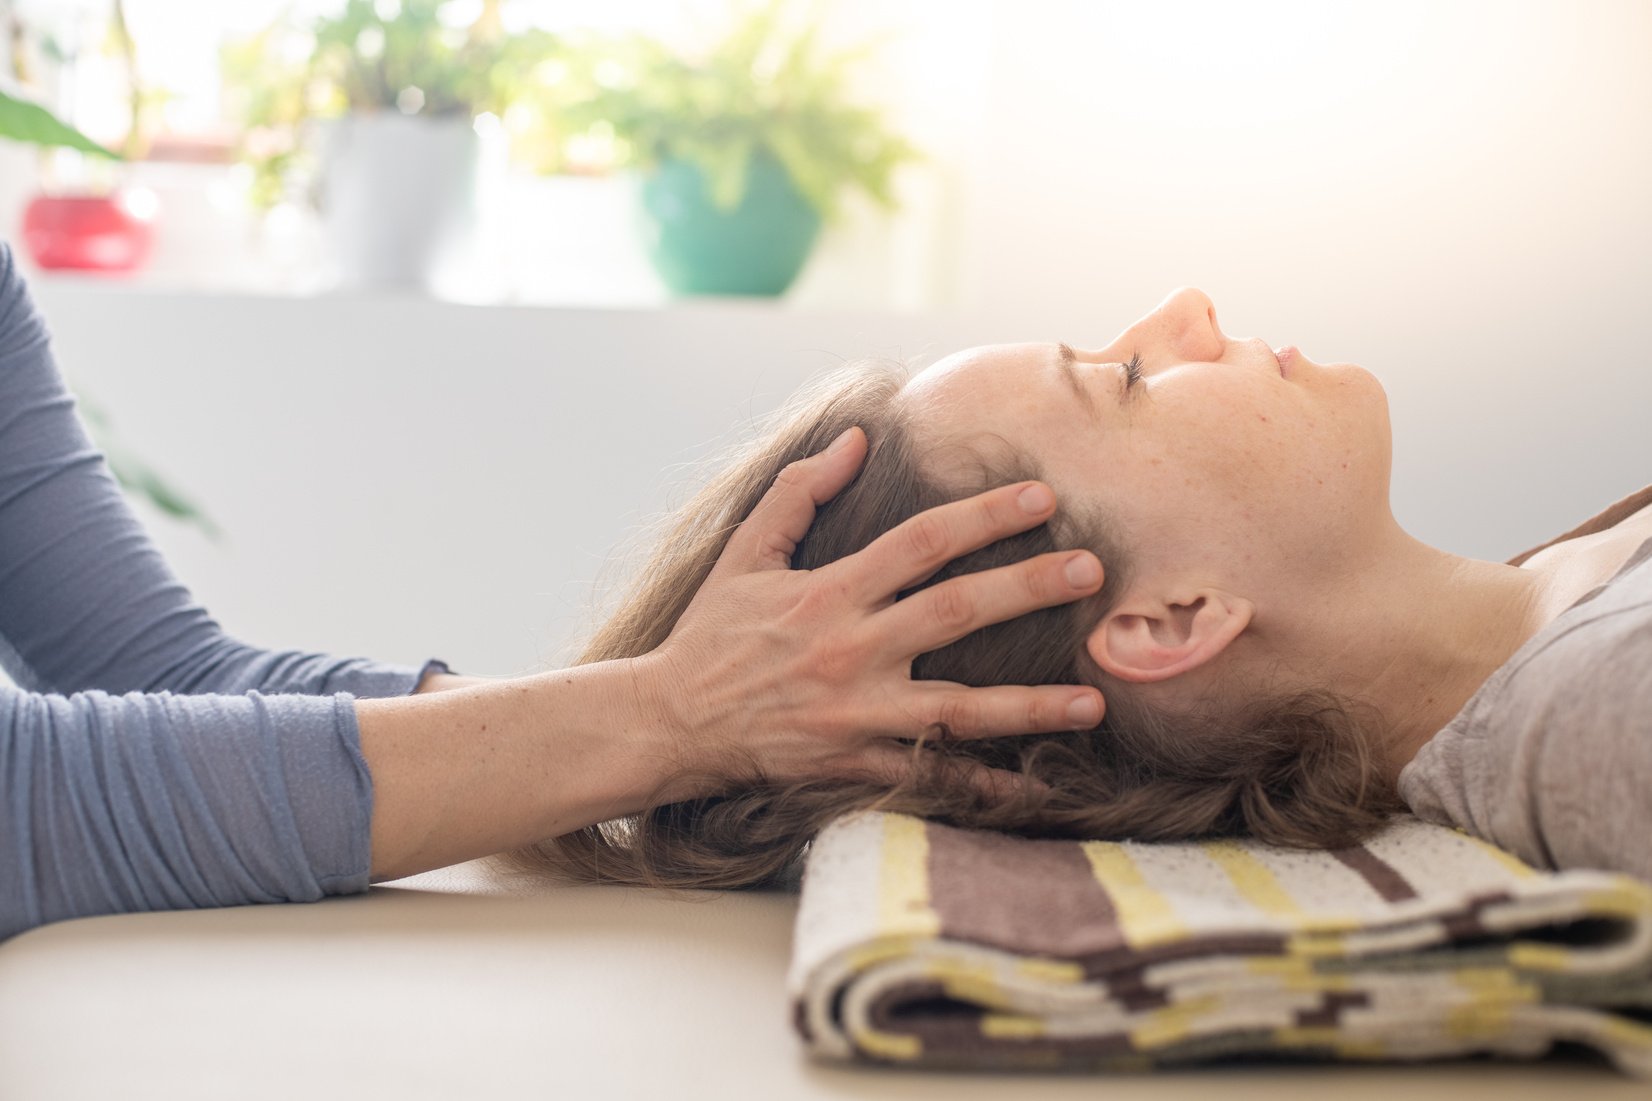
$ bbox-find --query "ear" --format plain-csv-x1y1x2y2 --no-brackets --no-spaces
1084,586,1254,684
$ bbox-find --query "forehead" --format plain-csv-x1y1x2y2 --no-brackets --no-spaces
900,342,1062,460
904,342,1046,406
911,342,1037,385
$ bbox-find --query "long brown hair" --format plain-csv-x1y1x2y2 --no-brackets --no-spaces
491,359,1404,891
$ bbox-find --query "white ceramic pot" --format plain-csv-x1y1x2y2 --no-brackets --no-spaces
317,112,480,291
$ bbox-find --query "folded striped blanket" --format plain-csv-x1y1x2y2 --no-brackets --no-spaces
787,810,1652,1076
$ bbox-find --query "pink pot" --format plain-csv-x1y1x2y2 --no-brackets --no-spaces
22,190,158,272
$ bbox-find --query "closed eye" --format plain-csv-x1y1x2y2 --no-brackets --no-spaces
1121,351,1145,392
1054,342,1143,412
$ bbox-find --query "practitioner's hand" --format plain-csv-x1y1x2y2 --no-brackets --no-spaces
637,425,1106,805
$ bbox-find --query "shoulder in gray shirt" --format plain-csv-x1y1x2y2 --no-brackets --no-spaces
1398,533,1652,880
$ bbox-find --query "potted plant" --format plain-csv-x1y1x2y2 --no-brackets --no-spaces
568,1,920,297
0,86,214,533
224,0,560,290
7,0,157,273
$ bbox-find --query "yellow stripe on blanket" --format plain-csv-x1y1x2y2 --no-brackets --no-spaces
1443,968,1540,1040
851,1025,922,1062
876,813,941,938
1245,955,1352,993
1017,956,1085,983
1459,830,1541,879
1202,838,1303,917
1082,841,1186,948
982,1012,1046,1039
1599,1015,1652,1053
1202,839,1365,943
1131,994,1222,1049
1273,1027,1389,1061
1591,883,1652,918
845,935,929,972
932,958,1005,1006
1508,943,1579,972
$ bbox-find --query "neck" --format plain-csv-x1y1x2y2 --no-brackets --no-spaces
1273,526,1570,790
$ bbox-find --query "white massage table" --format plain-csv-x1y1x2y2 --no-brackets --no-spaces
0,858,1644,1100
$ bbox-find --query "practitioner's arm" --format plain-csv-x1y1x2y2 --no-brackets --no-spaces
361,663,678,881
360,428,1107,882
0,242,442,702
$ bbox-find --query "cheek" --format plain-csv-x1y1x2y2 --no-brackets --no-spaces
1137,391,1357,539
1159,390,1304,491
1092,385,1379,559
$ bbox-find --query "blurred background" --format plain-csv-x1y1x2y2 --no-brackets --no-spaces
0,0,1647,677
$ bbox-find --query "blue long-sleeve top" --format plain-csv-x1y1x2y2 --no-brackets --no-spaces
0,242,450,941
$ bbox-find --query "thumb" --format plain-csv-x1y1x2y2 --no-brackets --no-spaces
709,426,867,578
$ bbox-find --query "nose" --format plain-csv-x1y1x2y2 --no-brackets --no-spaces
1099,286,1225,366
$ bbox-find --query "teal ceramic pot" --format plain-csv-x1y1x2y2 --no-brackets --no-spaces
637,150,823,296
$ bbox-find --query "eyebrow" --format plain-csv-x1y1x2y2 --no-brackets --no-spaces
1053,342,1111,421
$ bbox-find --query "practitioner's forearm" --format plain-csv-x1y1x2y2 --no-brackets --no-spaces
358,659,682,882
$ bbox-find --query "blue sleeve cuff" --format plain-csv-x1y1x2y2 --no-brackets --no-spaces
320,657,454,700
304,693,377,897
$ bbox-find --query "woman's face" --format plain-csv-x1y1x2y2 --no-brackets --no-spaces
901,287,1395,683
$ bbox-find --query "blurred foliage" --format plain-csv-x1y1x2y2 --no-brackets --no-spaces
0,14,214,535
222,0,568,209
0,87,118,157
1,2,122,158
76,392,220,539
565,0,920,221
4,0,163,163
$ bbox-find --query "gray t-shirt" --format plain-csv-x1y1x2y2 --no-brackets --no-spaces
0,242,449,941
1398,523,1652,880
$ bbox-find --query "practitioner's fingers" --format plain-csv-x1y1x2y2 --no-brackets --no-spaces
872,548,1104,657
836,480,1066,603
849,743,1057,804
708,427,867,581
894,681,1105,740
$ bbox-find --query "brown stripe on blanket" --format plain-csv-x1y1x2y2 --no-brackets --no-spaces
1096,969,1172,1013
1329,842,1418,902
925,825,1128,959
1439,890,1515,940
1080,933,1290,980
864,980,1145,1064
1294,990,1372,1028
1440,908,1490,941
957,1029,1142,1064
866,978,948,1032
792,998,813,1043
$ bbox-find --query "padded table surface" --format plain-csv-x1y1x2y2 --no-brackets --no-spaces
0,858,1645,1100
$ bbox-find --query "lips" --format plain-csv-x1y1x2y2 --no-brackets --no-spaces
1272,345,1296,377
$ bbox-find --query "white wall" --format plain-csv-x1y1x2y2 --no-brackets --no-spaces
16,0,1652,678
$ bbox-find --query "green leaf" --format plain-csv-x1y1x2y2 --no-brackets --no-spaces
0,89,121,158
568,0,921,221
104,450,221,539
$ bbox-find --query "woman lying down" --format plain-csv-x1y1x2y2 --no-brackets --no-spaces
498,285,1652,891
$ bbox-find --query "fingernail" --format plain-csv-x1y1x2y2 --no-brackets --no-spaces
1017,483,1054,513
1064,553,1101,588
1067,696,1101,726
826,427,856,455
